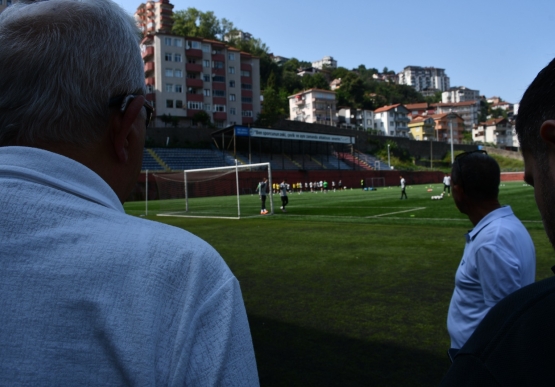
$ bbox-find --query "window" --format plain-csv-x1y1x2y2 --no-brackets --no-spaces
230,107,236,115
213,61,224,69
165,68,173,77
241,83,252,90
165,52,172,61
164,37,172,46
213,90,226,97
228,53,235,61
187,101,203,110
176,100,183,108
214,105,226,112
241,97,252,103
203,60,210,68
174,39,182,47
166,100,174,108
212,75,225,82
240,70,251,77
203,74,211,82
229,94,236,101
229,80,235,88
228,66,235,74
188,58,197,64
175,85,182,93
204,104,211,112
242,110,253,117
186,73,196,79
174,69,183,77
203,89,211,96
174,54,182,62
165,83,173,92
202,44,210,53
186,40,201,49
146,85,153,94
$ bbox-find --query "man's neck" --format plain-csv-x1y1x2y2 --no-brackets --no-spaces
467,200,503,226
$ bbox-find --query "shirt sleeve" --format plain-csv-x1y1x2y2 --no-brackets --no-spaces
475,244,522,307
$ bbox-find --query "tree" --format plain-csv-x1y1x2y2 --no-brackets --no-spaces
172,9,201,37
192,111,212,127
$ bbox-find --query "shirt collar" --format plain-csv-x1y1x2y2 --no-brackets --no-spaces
465,205,513,243
0,146,124,212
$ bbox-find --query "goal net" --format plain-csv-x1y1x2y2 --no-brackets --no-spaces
147,162,273,219
366,177,386,189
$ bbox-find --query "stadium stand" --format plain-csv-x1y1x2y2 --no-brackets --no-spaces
149,148,230,171
141,149,166,171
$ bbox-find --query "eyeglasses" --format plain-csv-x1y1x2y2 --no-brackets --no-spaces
108,94,154,127
454,150,488,188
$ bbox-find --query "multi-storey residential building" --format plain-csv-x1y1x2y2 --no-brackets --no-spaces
442,86,480,103
432,100,480,130
473,118,519,148
135,0,174,35
373,104,410,137
288,89,337,126
372,72,397,83
397,66,450,92
136,1,261,128
0,0,12,15
337,108,374,131
224,30,252,42
429,113,464,144
408,116,435,140
312,56,337,70
405,103,433,118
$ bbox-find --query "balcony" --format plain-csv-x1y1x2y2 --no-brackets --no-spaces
212,82,226,91
241,90,253,98
242,117,254,125
141,46,154,59
213,97,226,105
144,61,154,74
186,48,202,59
241,76,251,84
212,53,225,62
186,93,204,102
145,77,155,86
186,78,203,88
242,103,253,111
240,63,252,72
213,112,227,121
186,62,202,72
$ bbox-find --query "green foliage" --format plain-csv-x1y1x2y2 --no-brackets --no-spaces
462,130,473,144
479,100,489,123
491,108,508,119
192,110,212,127
300,73,330,90
159,113,179,127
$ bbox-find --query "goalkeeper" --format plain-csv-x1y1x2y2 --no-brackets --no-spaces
256,177,269,215
279,179,289,212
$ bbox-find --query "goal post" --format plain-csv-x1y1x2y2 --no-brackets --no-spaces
148,162,273,219
366,177,386,189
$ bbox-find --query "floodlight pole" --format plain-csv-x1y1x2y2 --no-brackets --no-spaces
145,169,148,216
450,110,454,165
387,144,391,168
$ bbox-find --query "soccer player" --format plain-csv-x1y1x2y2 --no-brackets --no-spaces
0,1,259,385
443,174,451,195
400,176,408,199
323,180,328,193
332,180,336,192
256,177,269,214
279,179,289,212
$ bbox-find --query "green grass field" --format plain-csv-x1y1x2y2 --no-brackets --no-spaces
125,182,553,387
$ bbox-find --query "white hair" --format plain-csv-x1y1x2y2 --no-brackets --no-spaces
0,0,145,146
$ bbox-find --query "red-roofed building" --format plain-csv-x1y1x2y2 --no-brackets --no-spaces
473,118,519,148
373,104,410,137
431,100,480,130
408,116,435,140
428,113,464,143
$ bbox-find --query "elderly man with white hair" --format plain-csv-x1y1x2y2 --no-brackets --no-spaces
0,1,259,386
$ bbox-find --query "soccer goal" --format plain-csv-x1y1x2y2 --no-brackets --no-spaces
147,162,273,219
366,177,386,189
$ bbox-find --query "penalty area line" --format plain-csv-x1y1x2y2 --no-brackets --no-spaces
366,207,427,218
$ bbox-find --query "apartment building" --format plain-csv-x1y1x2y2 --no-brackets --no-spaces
473,118,519,148
312,56,337,70
442,86,480,103
0,0,12,15
288,89,337,126
397,66,450,92
408,116,435,141
373,104,410,137
337,108,374,131
405,102,432,118
432,100,480,130
429,113,464,144
136,1,261,128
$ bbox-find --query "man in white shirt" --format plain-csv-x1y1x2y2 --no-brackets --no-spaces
400,176,407,199
443,174,452,195
0,1,259,385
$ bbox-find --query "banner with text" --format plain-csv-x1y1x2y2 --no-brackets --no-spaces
249,127,354,144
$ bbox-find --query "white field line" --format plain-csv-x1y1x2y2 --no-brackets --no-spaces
365,207,427,218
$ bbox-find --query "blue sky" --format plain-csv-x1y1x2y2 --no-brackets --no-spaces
118,0,555,104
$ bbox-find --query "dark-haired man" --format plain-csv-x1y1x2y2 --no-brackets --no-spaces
440,56,555,386
446,151,535,354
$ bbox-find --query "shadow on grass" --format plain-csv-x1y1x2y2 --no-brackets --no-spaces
249,315,449,387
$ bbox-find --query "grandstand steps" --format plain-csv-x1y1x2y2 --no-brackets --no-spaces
146,148,170,171
336,152,373,171
309,156,325,169
285,154,302,169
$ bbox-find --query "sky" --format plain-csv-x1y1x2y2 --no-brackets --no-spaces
117,0,555,104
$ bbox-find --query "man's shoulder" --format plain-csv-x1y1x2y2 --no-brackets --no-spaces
442,276,555,386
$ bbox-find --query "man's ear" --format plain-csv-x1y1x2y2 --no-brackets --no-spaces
112,96,144,163
539,120,555,148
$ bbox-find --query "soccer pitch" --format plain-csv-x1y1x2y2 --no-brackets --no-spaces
124,182,552,386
